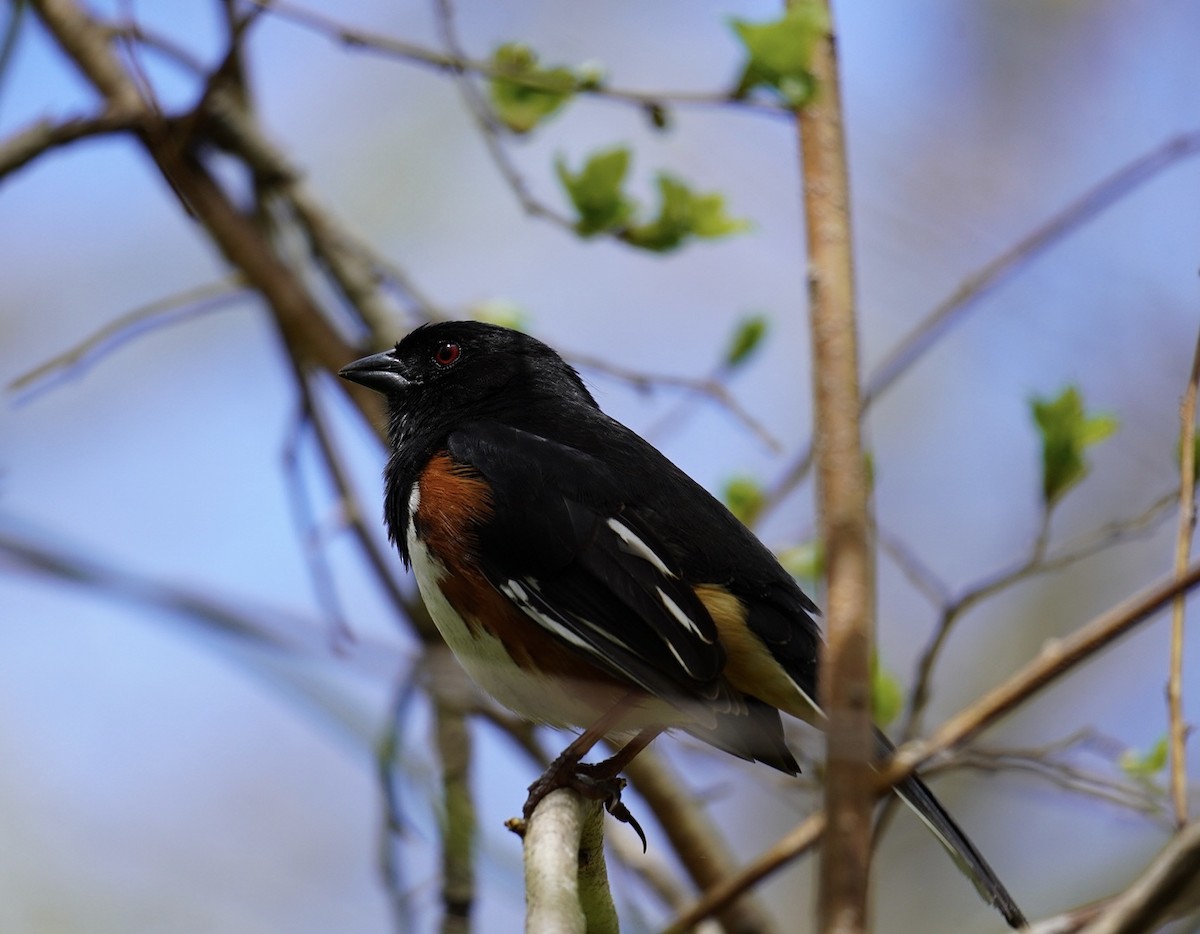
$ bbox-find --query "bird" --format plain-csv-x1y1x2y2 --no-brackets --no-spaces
339,320,1026,929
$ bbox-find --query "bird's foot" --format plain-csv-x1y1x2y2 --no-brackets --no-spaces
523,755,647,852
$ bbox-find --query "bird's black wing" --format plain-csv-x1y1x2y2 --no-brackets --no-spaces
447,422,737,716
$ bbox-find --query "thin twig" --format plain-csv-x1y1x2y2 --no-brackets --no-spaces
622,752,781,934
763,128,1200,517
246,0,787,120
607,830,717,930
0,521,404,676
197,85,433,332
30,0,369,393
567,350,783,452
110,18,208,74
0,109,144,180
864,129,1200,410
8,275,248,395
900,488,1178,741
882,557,1200,792
430,0,575,230
664,813,826,934
937,740,1169,822
876,525,952,607
282,392,355,651
1168,321,1200,827
428,645,478,934
376,667,420,934
1078,819,1200,934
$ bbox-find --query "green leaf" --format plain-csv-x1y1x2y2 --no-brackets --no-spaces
625,174,748,252
488,42,578,133
730,4,828,107
1031,386,1118,506
558,151,748,250
723,475,767,527
871,654,903,728
555,147,635,236
1120,736,1169,780
778,540,823,583
724,314,770,368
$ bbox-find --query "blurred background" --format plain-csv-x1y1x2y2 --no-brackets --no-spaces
2,0,1199,931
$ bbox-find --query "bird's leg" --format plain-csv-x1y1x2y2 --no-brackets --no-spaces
573,726,662,851
524,693,636,817
577,726,662,779
523,695,662,849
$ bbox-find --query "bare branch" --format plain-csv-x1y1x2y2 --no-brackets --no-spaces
881,557,1200,792
1079,820,1200,934
1168,321,1200,827
375,669,422,932
430,0,576,231
665,813,826,934
0,109,143,180
198,87,439,331
429,646,478,933
567,350,783,452
281,402,356,651
865,129,1200,410
900,488,1178,740
606,831,720,932
0,521,403,676
246,0,788,120
8,275,248,395
794,3,873,929
876,524,952,607
110,18,208,74
939,736,1169,822
29,0,369,404
522,790,616,934
764,128,1200,516
622,752,781,934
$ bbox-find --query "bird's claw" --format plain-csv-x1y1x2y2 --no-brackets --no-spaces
523,761,647,851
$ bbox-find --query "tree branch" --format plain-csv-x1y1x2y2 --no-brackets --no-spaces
764,128,1200,516
8,275,248,395
899,488,1178,740
1078,819,1200,934
795,2,872,930
1168,322,1200,827
622,753,780,934
665,813,826,934
882,558,1200,791
523,790,617,934
247,0,789,120
0,109,144,181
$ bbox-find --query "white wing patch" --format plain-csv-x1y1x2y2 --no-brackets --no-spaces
656,587,715,644
500,579,593,654
606,517,674,577
502,577,637,655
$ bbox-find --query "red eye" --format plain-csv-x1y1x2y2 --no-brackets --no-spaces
433,342,461,367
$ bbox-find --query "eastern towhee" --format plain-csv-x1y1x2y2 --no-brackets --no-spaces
340,320,1025,928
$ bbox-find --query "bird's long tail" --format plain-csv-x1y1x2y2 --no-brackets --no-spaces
878,728,1027,928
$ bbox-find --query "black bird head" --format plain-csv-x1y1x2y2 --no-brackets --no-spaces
339,321,596,444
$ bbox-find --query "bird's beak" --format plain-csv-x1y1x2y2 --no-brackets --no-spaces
338,351,411,395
